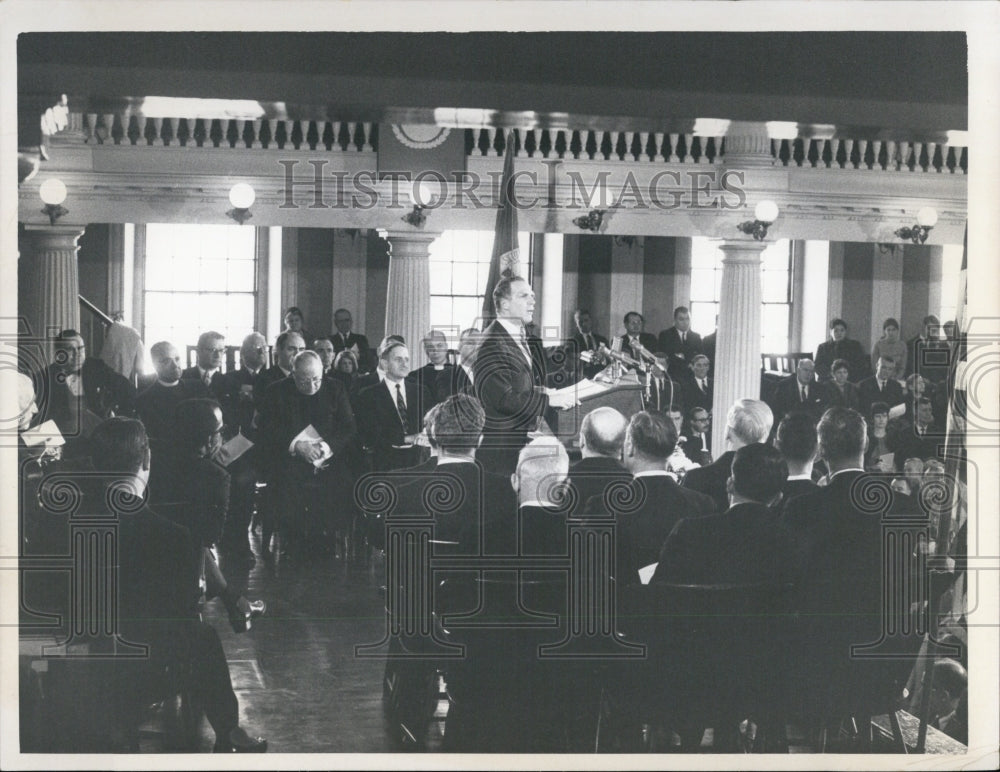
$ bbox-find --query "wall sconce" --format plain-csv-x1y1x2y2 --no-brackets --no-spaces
573,208,606,232
894,207,937,244
226,182,256,225
39,178,68,225
736,200,779,241
401,180,437,228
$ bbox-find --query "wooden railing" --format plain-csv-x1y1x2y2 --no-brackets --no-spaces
66,112,968,174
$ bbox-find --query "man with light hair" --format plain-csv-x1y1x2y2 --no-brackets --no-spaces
514,436,571,556
570,405,630,514
683,398,773,513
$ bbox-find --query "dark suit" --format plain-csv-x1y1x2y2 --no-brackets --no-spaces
586,473,716,588
351,370,381,397
570,331,610,379
135,379,211,442
682,449,735,514
680,373,713,412
474,320,550,476
331,331,372,371
814,337,870,382
180,365,224,392
615,332,658,362
652,502,783,586
252,364,291,413
781,477,819,505
777,471,926,710
769,375,830,426
891,420,943,468
258,376,358,540
647,374,684,414
148,450,230,547
354,379,432,471
43,358,136,435
657,327,704,380
568,456,631,517
681,431,712,466
857,375,904,416
406,363,471,409
214,366,261,437
701,332,716,376
906,335,949,384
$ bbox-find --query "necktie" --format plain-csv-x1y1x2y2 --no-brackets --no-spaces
586,333,594,350
395,383,410,435
204,371,213,388
681,332,686,344
699,378,706,393
801,384,808,402
519,330,533,363
65,372,82,397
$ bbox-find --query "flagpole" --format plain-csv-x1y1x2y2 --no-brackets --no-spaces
481,130,521,327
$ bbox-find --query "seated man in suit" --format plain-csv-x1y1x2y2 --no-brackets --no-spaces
181,330,227,390
257,350,357,558
680,353,713,412
857,355,905,416
354,340,432,472
568,406,631,516
587,411,716,590
890,396,942,469
331,307,372,372
215,332,267,437
778,407,925,718
311,337,336,375
653,442,787,584
657,306,704,381
814,317,870,383
407,329,471,408
617,311,659,363
773,411,819,502
514,435,572,557
457,328,481,388
682,406,713,466
87,417,267,752
353,334,405,394
768,358,830,431
684,398,773,513
906,314,949,385
570,308,610,379
253,331,305,415
43,329,135,449
136,341,211,443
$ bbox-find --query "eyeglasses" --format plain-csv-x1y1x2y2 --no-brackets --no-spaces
295,376,323,386
201,347,226,355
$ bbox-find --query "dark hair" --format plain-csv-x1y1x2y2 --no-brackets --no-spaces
623,311,643,326
883,318,900,331
89,417,148,474
673,306,690,318
379,339,407,361
492,275,526,313
434,394,486,450
56,329,82,342
877,355,896,366
831,358,849,374
870,401,890,418
284,306,303,319
775,411,818,464
174,398,222,453
731,443,788,502
687,406,709,421
627,411,677,460
275,330,304,350
829,318,847,330
818,407,867,462
923,314,940,327
196,331,224,348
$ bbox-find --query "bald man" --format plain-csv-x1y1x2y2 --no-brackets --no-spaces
513,436,572,557
568,407,631,516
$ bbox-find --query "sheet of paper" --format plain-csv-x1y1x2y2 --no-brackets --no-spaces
20,420,65,448
888,402,906,420
215,432,254,467
548,378,609,402
638,563,658,585
290,424,333,468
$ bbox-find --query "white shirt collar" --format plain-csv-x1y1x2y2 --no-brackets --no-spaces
462,363,475,383
787,473,814,481
498,317,525,340
634,469,671,478
384,377,405,404
519,500,561,509
436,457,475,466
198,365,218,379
157,379,180,387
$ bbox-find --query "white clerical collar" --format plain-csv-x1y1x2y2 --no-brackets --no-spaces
788,473,814,481
830,467,864,480
432,364,445,371
520,500,561,510
634,470,671,478
436,456,475,466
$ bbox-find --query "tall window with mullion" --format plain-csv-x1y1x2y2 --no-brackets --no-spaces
143,223,258,369
689,237,793,354
428,230,532,346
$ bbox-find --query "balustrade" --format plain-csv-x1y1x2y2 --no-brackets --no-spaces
67,111,969,174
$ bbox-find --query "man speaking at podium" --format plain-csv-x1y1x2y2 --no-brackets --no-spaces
474,276,576,476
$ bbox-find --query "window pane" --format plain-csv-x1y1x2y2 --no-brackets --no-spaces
762,305,790,353
690,269,717,302
761,240,791,270
690,237,720,269
429,262,452,294
429,296,452,330
144,254,175,291
227,259,256,293
690,302,718,335
453,296,483,330
199,259,229,291
762,270,790,303
452,262,480,295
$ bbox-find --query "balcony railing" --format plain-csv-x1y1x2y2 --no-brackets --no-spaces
68,113,968,175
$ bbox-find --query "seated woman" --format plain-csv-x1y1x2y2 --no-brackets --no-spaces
330,348,359,392
827,358,860,410
864,401,892,472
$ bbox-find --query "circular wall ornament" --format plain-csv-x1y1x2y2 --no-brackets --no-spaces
391,124,451,149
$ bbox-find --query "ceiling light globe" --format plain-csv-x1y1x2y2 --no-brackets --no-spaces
39,178,67,206
229,182,256,209
754,200,779,224
916,207,938,228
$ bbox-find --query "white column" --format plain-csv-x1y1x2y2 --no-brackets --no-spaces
560,235,580,337
712,240,765,458
801,240,831,354
384,231,438,369
539,233,564,343
609,237,644,340
22,225,86,361
266,227,283,340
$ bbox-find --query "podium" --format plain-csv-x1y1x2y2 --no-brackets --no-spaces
547,379,644,449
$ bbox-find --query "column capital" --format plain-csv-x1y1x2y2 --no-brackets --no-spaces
718,239,767,261
23,223,86,248
721,122,775,168
382,231,441,258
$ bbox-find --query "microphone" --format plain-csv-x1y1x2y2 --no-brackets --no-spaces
598,343,641,369
633,343,668,375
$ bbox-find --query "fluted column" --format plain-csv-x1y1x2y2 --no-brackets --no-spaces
383,232,437,369
711,240,765,458
22,225,86,360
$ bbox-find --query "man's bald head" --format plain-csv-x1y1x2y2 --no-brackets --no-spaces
579,407,627,459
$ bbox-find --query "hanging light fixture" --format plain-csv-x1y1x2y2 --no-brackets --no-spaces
736,200,779,241
226,182,256,225
39,178,69,225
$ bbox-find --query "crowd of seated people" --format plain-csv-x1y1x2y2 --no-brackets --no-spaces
15,295,966,753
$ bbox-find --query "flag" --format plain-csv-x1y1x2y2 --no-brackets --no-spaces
481,130,521,325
